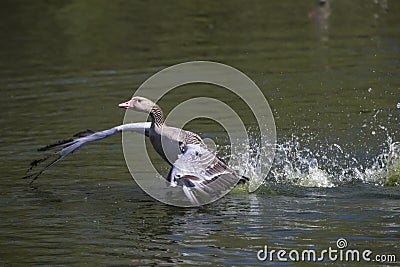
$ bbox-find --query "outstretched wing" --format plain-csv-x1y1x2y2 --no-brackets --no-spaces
23,122,151,183
167,144,240,205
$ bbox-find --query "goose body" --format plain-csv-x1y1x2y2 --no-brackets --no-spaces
118,97,244,203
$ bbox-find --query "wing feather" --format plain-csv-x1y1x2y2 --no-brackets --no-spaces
168,144,240,205
24,122,151,183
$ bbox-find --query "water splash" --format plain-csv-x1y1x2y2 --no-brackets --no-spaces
216,104,399,190
270,141,335,188
219,132,399,190
365,142,400,186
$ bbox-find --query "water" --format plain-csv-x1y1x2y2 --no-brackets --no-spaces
1,0,399,265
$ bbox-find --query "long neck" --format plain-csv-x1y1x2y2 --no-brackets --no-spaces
150,104,165,128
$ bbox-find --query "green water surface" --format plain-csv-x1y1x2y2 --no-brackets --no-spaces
0,0,399,266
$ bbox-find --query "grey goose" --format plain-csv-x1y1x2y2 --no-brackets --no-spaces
24,97,247,204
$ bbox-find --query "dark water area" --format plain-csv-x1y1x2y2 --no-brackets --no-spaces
0,0,399,265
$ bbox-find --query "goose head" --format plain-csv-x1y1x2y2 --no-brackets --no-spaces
118,96,155,113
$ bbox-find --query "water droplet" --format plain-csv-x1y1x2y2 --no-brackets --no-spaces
368,87,373,92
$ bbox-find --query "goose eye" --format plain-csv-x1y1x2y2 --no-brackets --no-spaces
137,99,142,103
195,152,200,157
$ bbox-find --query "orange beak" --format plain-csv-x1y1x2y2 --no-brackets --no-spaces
118,100,133,109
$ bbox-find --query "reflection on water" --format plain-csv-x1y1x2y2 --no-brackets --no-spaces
1,0,399,265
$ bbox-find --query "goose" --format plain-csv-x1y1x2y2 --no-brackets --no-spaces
25,97,247,204
118,96,247,203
